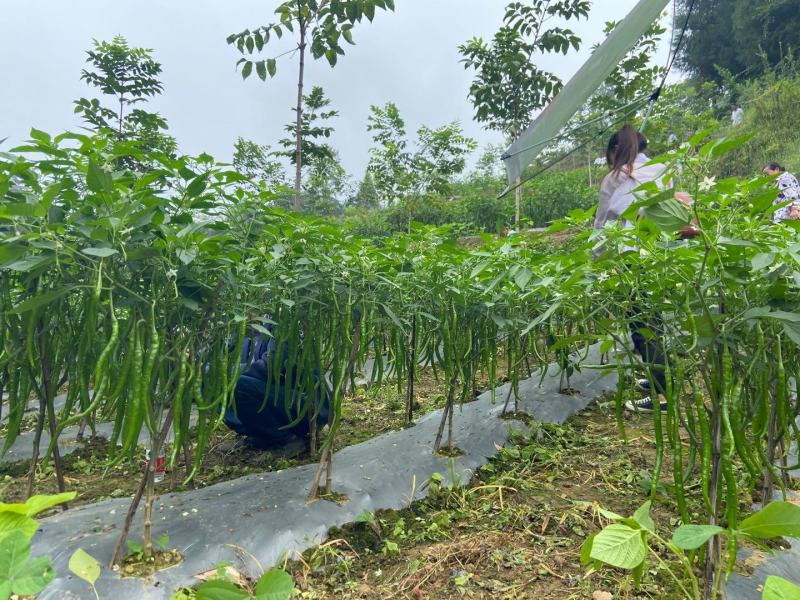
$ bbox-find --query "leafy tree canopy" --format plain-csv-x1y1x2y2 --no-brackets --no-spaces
74,36,175,163
677,0,800,83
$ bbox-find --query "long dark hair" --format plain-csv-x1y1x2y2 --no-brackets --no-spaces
606,124,648,176
764,162,785,173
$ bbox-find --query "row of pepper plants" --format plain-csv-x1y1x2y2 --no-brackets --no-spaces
1,130,799,598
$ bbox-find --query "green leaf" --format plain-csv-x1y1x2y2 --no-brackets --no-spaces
382,303,403,328
589,524,647,570
11,555,55,597
0,531,30,578
82,247,119,258
196,579,249,600
0,531,53,597
267,59,277,77
354,509,376,524
633,501,655,533
256,61,267,81
86,160,113,193
0,514,37,544
20,493,75,517
177,247,199,266
242,61,253,79
68,548,100,586
470,259,491,278
514,266,532,290
10,286,78,314
29,129,51,144
4,254,54,273
598,508,625,521
0,244,27,266
762,576,800,600
0,203,46,219
671,525,724,550
738,501,800,540
642,198,690,232
752,253,776,271
580,532,597,566
187,176,208,198
253,568,294,600
783,322,800,346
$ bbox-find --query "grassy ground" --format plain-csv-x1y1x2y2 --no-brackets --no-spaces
282,402,698,599
172,394,799,600
170,399,731,600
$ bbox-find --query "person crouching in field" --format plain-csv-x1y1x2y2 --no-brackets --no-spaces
223,329,330,453
763,163,800,222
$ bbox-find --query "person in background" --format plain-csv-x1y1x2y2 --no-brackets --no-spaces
594,124,697,413
763,163,800,222
223,327,330,452
667,131,678,146
731,103,744,126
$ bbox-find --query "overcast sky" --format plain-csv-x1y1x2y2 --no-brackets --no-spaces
1,1,671,177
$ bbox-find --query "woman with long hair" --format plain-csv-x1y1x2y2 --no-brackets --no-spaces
595,124,695,413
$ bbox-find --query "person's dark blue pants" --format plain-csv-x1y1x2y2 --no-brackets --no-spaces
628,304,668,396
224,375,329,449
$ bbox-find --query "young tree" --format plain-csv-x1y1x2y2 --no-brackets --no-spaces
561,17,666,180
304,151,352,216
459,0,590,225
74,36,175,160
590,19,666,113
232,137,287,194
227,0,395,212
367,102,477,231
347,170,381,209
277,86,338,170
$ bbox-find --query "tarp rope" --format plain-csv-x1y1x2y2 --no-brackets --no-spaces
639,0,697,132
499,0,699,199
501,96,651,198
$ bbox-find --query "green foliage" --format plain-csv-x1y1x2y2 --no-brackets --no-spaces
0,493,75,600
519,167,597,227
196,568,294,600
762,576,800,600
715,63,800,176
278,86,338,169
366,103,477,228
584,501,800,599
459,0,590,137
227,0,394,212
227,0,395,79
347,170,381,210
74,36,176,162
68,548,101,586
232,138,287,195
590,18,666,113
677,0,800,83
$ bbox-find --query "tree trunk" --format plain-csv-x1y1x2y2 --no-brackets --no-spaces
293,21,307,213
118,95,125,136
110,407,173,567
434,373,458,453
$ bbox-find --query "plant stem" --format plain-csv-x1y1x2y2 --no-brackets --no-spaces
293,10,307,213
